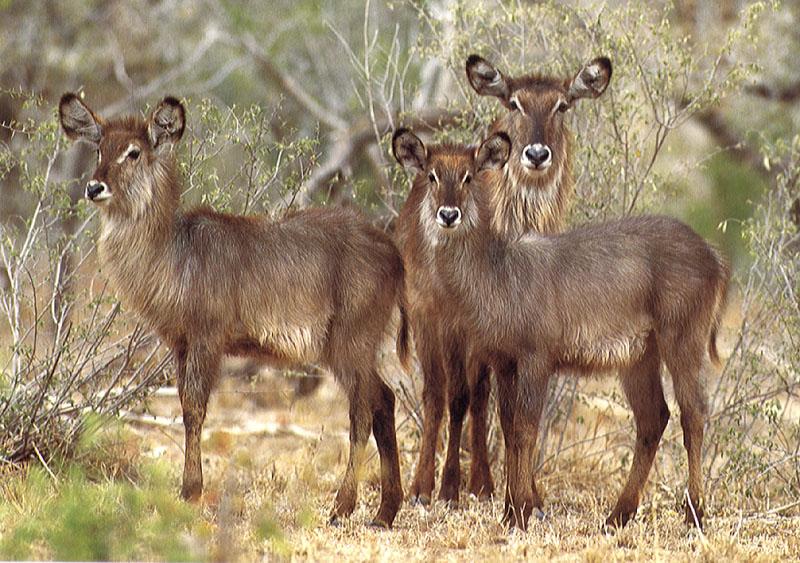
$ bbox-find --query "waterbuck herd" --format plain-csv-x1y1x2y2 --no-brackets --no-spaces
59,53,729,532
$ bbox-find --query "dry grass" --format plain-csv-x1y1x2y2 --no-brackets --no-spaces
122,356,800,562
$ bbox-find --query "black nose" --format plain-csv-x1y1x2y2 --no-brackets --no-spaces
524,145,551,166
437,206,461,227
85,181,105,200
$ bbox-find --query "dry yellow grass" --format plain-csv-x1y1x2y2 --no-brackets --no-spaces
125,365,800,562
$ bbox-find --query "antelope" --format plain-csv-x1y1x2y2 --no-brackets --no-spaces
393,128,729,531
59,93,410,528
401,55,612,507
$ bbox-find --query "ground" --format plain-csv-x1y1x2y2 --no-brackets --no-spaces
123,359,800,562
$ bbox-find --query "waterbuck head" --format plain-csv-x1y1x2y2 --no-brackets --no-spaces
59,93,185,220
392,128,511,239
466,55,611,181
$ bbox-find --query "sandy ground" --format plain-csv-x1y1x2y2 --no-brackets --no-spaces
126,359,800,562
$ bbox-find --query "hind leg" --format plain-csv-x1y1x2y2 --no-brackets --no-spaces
467,359,494,500
607,336,670,528
369,375,403,527
330,375,372,525
663,335,708,529
408,319,446,506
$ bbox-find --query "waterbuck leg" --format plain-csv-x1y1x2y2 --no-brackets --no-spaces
369,376,403,528
408,319,445,506
467,360,494,500
330,376,372,525
494,356,518,525
607,336,669,529
177,340,219,502
438,334,469,505
664,338,708,529
506,357,548,530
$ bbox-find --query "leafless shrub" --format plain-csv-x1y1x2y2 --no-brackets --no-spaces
705,135,800,514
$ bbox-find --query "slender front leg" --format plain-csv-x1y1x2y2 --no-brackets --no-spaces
506,357,549,530
468,359,494,500
493,356,518,524
438,336,468,504
176,341,219,501
408,319,446,505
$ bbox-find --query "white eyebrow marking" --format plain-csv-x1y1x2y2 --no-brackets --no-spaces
430,169,440,184
462,171,471,184
552,98,568,114
116,143,139,164
97,149,101,165
510,95,526,116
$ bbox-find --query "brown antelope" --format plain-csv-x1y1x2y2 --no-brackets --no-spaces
393,128,729,531
59,93,410,528
400,55,612,507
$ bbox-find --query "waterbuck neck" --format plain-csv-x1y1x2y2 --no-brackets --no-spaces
95,161,183,326
434,215,540,342
489,124,574,239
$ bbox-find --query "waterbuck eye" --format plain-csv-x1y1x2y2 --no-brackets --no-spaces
464,174,472,184
128,148,141,160
509,99,520,111
556,100,570,113
428,172,436,183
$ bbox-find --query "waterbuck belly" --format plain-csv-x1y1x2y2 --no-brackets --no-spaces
253,323,327,364
561,328,651,370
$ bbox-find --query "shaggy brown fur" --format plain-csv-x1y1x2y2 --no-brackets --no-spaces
396,129,729,532
397,56,612,507
59,93,409,528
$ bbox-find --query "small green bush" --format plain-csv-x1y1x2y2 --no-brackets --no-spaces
0,461,203,561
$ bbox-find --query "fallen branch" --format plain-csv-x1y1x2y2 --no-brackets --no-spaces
119,410,341,442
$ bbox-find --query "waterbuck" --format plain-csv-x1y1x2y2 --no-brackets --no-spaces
401,55,612,507
59,93,409,528
393,128,729,531
465,53,612,236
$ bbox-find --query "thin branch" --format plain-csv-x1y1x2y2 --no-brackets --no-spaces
301,107,462,203
238,34,347,131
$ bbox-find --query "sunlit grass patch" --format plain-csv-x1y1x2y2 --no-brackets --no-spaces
0,461,202,561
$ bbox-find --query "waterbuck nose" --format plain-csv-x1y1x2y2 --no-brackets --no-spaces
85,180,108,201
436,206,462,228
522,144,552,168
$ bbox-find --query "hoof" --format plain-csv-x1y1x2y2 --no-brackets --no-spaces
533,507,546,522
605,509,635,531
367,519,391,529
180,484,202,503
438,497,459,510
684,501,704,530
601,522,616,536
468,491,494,503
328,515,343,527
408,494,431,507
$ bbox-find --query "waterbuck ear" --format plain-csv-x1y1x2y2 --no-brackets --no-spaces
466,54,510,102
566,56,612,103
476,132,511,172
392,128,427,172
148,96,186,151
59,93,103,145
